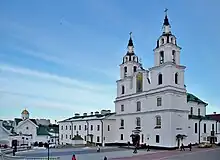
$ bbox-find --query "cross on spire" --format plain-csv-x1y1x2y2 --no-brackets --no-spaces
129,32,132,38
164,8,168,16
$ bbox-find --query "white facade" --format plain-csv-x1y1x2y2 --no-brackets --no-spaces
58,12,219,148
113,13,219,148
0,120,11,145
58,110,116,146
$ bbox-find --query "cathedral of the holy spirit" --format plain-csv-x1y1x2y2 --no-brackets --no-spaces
58,11,220,148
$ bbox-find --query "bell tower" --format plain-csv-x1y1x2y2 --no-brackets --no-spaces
120,32,141,79
154,9,181,67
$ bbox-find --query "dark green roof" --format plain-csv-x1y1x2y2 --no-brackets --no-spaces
188,115,216,121
187,93,208,105
37,125,59,136
72,134,83,140
60,112,115,122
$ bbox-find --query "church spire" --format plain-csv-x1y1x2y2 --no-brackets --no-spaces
127,32,134,47
126,32,134,55
163,8,171,34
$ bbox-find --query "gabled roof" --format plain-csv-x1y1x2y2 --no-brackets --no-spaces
15,118,37,126
72,134,83,140
16,118,38,128
187,93,208,106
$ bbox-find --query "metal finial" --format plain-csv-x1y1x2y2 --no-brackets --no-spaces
164,8,168,16
129,32,132,38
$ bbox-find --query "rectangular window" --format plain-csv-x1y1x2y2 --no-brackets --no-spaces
66,126,67,130
121,105,124,111
190,107,193,115
212,124,215,131
69,135,71,139
120,119,124,127
204,123,206,133
84,136,86,141
91,125,93,131
97,125,100,131
79,125,81,130
137,101,141,111
120,134,123,140
74,125,76,130
61,134,63,140
198,108,200,116
157,97,162,106
156,135,160,143
61,126,63,130
66,134,68,139
108,125,110,131
70,125,71,130
85,125,87,131
141,134,144,143
97,136,100,142
195,123,198,133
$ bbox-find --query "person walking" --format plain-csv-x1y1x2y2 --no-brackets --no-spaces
133,143,138,154
72,154,76,160
180,143,185,151
147,144,150,152
189,143,192,151
104,156,107,160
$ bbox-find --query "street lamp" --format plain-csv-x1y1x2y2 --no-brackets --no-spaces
47,139,50,160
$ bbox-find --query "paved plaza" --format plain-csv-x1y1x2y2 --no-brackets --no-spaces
9,146,220,160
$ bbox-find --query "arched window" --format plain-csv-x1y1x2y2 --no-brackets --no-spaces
175,73,178,84
124,67,127,77
160,51,164,64
161,38,164,44
172,50,176,63
136,117,141,126
171,37,173,43
125,57,128,62
158,73,163,85
133,57,136,61
156,116,161,128
133,66,137,72
121,85,125,94
136,72,143,92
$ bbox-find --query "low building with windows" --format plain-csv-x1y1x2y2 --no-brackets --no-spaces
58,110,116,146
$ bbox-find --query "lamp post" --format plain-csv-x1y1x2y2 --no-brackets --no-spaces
198,116,202,144
47,140,50,160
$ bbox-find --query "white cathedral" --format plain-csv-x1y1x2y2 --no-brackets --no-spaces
58,12,220,148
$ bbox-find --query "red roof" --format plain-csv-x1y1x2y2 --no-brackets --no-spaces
206,114,220,121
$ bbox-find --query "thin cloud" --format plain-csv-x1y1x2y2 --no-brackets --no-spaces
0,64,115,92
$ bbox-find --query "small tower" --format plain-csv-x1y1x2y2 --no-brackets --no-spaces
154,9,181,67
21,109,29,120
120,32,141,79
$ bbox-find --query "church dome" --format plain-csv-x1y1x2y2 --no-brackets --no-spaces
21,109,29,115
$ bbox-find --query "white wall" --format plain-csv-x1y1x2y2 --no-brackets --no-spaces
0,121,10,143
15,120,37,142
188,102,206,116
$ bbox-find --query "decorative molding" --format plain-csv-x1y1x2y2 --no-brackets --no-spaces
115,109,189,117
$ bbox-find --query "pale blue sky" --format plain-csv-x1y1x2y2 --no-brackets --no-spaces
0,0,220,121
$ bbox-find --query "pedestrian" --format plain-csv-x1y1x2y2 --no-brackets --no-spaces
97,145,100,152
147,144,150,151
72,154,76,160
104,156,107,160
180,143,185,151
133,144,138,154
189,143,192,151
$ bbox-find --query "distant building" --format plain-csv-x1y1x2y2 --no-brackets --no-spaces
58,110,116,146
0,109,59,146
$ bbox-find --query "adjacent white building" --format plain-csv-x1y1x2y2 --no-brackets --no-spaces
58,110,116,146
58,11,220,148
